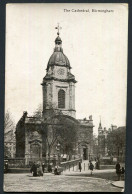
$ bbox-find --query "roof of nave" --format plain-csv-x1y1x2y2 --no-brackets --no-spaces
25,116,43,125
78,119,94,127
16,112,94,128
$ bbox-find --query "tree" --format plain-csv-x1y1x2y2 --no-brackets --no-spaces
4,110,15,133
33,104,77,164
107,127,126,161
4,144,11,158
33,104,43,118
93,134,99,158
4,110,16,158
54,115,77,156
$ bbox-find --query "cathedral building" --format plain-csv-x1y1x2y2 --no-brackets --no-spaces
15,26,94,165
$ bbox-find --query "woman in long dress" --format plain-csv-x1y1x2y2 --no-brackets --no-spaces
37,163,43,176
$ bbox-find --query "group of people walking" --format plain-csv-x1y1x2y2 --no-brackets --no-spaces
30,162,46,177
30,162,62,176
115,162,125,181
78,161,94,175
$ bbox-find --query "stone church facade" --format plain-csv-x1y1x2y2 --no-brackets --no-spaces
15,28,94,165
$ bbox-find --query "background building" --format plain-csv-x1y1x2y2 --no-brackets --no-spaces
98,120,126,162
98,120,107,157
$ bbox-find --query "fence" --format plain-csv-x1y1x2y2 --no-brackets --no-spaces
60,158,82,171
4,158,26,168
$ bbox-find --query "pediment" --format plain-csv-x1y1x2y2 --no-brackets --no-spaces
29,139,42,144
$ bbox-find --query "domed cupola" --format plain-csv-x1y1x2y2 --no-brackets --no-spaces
46,25,71,71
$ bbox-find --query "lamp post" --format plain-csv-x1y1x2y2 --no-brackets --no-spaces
117,146,119,161
53,154,56,167
120,149,123,162
89,153,91,161
56,142,61,165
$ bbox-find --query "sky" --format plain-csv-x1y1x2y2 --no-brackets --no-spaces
5,3,128,135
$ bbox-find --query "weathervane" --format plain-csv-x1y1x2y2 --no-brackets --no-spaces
55,23,62,36
99,115,102,124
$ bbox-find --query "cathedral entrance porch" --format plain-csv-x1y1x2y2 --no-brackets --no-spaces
83,148,88,160
78,142,89,161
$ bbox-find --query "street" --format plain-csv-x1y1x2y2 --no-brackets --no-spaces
4,173,121,192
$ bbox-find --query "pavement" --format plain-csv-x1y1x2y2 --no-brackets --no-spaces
62,160,125,191
3,160,124,192
63,168,115,175
112,181,125,188
4,173,122,192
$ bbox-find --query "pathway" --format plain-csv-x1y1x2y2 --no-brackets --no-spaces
4,173,121,192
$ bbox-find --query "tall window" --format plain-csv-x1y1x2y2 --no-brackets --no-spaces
58,89,65,108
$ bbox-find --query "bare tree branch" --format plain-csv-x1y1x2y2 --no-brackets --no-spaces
4,110,15,133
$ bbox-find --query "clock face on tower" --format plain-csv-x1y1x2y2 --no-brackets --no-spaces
57,68,65,76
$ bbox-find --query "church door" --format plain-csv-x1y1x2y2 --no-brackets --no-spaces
83,148,88,160
30,144,40,160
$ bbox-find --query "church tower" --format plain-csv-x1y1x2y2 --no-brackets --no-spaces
41,24,77,118
98,118,103,135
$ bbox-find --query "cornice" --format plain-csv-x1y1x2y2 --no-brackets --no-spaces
41,77,77,85
46,63,71,70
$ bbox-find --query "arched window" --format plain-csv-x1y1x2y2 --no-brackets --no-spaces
58,89,65,108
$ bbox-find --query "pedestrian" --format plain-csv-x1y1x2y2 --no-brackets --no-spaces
88,160,91,169
121,167,125,180
54,166,58,175
4,162,8,173
30,162,38,177
48,163,52,172
98,160,100,170
89,161,94,175
95,161,97,169
37,163,43,176
42,162,45,173
78,161,82,172
115,162,121,181
96,160,99,170
54,165,60,175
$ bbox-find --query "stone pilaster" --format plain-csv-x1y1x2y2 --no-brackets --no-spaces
25,128,30,165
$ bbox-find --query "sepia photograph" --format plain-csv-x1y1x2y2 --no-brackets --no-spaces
4,3,128,192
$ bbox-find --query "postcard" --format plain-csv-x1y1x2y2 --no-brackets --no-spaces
4,3,128,192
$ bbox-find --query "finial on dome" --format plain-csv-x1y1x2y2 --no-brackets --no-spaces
55,23,62,36
55,23,62,45
99,116,102,129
